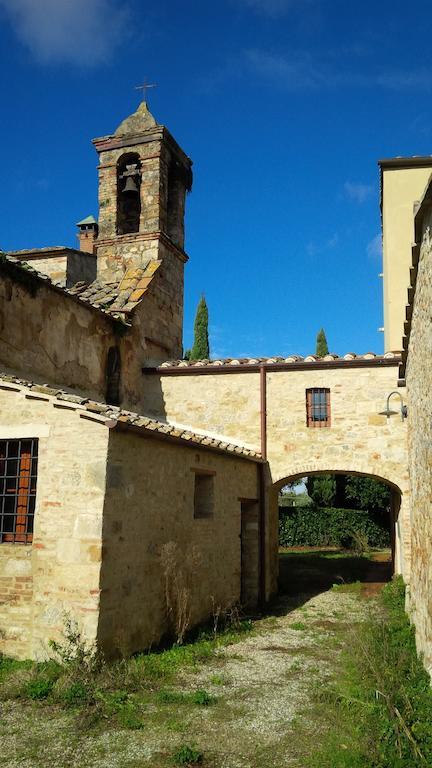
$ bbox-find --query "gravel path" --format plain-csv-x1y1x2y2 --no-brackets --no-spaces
0,584,377,768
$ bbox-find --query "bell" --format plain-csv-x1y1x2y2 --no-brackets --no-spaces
122,176,139,195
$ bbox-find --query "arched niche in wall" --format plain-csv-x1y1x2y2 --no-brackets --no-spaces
106,346,121,406
116,153,141,235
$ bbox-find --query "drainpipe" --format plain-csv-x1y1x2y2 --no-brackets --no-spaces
260,364,267,461
259,364,267,605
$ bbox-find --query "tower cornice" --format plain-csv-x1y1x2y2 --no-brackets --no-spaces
92,126,192,171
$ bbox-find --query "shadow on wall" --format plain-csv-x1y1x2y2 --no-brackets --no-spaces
141,371,168,422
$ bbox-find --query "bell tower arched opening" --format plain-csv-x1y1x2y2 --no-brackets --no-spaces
116,153,141,235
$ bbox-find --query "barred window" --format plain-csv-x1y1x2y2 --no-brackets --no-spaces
0,439,38,543
306,388,331,428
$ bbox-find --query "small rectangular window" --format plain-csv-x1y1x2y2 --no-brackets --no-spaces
0,438,38,543
193,471,215,519
306,388,331,428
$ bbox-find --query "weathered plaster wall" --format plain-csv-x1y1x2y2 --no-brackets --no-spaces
0,387,109,659
98,430,259,657
0,261,119,401
406,210,432,675
142,363,410,594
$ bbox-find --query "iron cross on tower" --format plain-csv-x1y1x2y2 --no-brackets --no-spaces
135,78,157,104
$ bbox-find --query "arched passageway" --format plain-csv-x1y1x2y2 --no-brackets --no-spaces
266,470,403,602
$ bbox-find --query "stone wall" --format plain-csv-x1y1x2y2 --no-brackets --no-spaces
0,386,109,659
0,545,33,659
98,429,259,657
21,254,68,285
0,259,119,401
406,207,432,675
142,362,410,594
0,382,260,660
0,256,184,409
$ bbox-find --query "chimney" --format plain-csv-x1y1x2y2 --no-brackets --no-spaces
76,216,98,254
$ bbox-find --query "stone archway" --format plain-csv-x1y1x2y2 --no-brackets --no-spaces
266,465,407,599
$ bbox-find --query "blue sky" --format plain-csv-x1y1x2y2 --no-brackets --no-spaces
1,0,431,358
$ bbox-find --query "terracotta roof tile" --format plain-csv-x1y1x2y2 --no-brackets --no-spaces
0,252,161,320
157,352,400,369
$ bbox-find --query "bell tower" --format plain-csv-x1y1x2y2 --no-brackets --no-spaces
92,101,192,280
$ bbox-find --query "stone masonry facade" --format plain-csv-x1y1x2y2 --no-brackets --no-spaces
0,379,259,659
142,357,410,596
405,188,432,674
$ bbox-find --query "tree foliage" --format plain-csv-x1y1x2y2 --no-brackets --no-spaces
316,328,329,357
190,296,210,361
279,506,390,548
306,474,336,507
344,475,391,512
306,474,391,515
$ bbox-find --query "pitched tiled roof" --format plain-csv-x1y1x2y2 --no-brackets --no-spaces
158,352,401,369
7,246,85,258
0,372,261,461
69,261,160,314
0,252,160,320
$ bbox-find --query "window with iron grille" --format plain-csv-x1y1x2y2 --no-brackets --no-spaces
0,439,38,543
306,388,331,428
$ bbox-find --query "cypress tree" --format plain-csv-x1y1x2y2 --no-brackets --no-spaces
316,328,329,357
190,295,210,360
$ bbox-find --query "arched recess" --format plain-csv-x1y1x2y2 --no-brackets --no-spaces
116,153,141,235
106,346,121,406
266,466,407,598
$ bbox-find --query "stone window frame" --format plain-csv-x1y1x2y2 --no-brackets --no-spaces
306,388,331,428
191,468,215,519
0,438,38,544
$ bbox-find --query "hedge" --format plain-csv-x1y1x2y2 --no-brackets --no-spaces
279,505,390,549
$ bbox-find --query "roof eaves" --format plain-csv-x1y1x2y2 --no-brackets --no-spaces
0,253,128,327
0,372,261,462
144,352,401,376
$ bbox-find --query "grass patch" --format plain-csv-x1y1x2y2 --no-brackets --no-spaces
306,577,432,767
157,688,216,707
290,622,308,631
331,580,362,594
0,614,250,728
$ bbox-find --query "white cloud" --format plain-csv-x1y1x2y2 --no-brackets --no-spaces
245,50,322,89
242,48,432,92
0,0,130,66
306,232,339,257
344,181,375,204
367,234,382,259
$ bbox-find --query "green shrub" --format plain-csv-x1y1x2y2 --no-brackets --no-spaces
279,505,390,549
172,744,204,765
25,678,54,700
62,681,91,706
191,689,214,706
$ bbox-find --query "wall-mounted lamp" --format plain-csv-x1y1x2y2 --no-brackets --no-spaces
379,391,408,421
